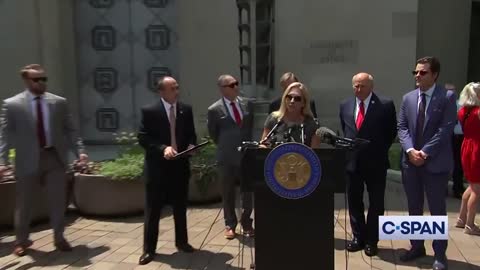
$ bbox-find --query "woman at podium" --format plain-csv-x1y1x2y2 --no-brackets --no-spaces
260,82,320,148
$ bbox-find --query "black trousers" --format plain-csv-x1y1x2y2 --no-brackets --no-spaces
143,163,190,254
452,134,464,192
347,168,387,244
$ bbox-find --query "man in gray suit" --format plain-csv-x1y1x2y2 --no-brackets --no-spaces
398,57,457,270
0,64,87,256
207,74,254,239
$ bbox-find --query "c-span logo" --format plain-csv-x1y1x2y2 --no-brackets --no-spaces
264,143,321,199
379,216,448,240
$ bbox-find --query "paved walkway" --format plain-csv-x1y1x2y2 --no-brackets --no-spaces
1,177,480,270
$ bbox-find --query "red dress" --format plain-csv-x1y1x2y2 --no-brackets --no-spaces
459,106,480,183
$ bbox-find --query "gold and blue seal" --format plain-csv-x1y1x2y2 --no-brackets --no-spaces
264,142,321,199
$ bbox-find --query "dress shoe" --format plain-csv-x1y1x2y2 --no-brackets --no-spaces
399,247,426,262
54,239,72,252
364,243,378,257
13,240,33,256
176,243,195,253
346,238,365,252
224,227,235,240
241,227,255,237
138,253,155,265
433,257,448,270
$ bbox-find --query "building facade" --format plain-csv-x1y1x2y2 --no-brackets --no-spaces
0,0,475,142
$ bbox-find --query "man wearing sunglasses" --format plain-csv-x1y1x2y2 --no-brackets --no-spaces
398,57,457,270
0,64,87,256
207,74,254,240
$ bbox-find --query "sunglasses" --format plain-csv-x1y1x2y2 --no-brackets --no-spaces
30,77,48,83
285,94,302,102
412,70,429,76
222,81,239,88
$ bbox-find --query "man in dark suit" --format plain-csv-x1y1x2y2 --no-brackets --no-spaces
137,76,197,265
398,57,457,270
268,72,317,117
207,74,254,240
339,72,397,257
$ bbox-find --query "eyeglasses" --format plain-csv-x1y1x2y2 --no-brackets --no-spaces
30,77,48,83
412,70,429,76
285,94,302,102
222,81,239,88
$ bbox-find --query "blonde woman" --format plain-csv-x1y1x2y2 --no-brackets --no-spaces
261,82,320,147
456,82,480,235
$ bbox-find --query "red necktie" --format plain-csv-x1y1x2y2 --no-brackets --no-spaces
230,102,242,126
356,101,365,130
35,97,46,147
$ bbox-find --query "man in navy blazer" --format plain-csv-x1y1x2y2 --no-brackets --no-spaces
398,57,457,270
340,73,397,257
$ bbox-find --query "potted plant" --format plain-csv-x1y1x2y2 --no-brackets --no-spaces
72,133,221,216
72,132,145,216
188,138,221,203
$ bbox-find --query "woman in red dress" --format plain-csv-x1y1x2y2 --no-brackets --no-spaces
456,82,480,235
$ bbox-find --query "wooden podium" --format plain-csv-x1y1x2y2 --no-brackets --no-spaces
241,146,347,270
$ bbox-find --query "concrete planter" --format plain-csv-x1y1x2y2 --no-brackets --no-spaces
188,167,221,204
0,182,49,227
73,174,144,216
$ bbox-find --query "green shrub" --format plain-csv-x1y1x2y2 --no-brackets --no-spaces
190,138,217,195
98,152,144,181
97,132,144,181
388,143,401,171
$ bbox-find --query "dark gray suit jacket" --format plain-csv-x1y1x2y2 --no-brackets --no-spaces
207,97,254,167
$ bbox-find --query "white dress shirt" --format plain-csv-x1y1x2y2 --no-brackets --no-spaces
453,100,463,135
223,97,243,121
26,90,51,147
354,92,372,121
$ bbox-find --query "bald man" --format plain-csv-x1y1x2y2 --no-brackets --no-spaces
339,73,397,256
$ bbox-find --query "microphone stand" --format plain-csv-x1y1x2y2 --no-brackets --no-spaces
260,120,283,144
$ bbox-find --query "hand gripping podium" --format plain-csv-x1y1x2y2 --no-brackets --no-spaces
241,144,347,270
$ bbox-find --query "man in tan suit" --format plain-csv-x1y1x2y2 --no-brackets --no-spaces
0,64,87,256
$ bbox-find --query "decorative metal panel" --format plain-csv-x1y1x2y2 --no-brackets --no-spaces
74,0,179,143
144,0,168,8
94,67,118,93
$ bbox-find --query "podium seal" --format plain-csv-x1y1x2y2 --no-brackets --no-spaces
264,142,321,199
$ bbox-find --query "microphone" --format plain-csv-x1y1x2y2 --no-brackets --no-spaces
315,127,370,148
260,120,283,144
283,123,298,142
300,123,305,144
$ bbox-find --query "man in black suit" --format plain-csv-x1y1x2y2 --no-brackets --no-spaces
268,72,317,117
339,72,397,256
137,76,197,265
